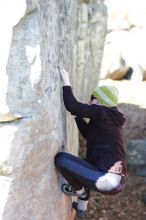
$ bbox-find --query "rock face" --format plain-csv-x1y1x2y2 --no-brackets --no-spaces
126,140,146,171
76,0,107,101
0,1,78,219
100,0,146,81
0,0,107,219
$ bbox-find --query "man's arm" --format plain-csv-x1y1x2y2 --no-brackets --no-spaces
59,68,101,119
63,86,100,119
74,117,88,139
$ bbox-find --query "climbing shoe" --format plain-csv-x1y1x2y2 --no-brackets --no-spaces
72,201,86,219
61,184,87,198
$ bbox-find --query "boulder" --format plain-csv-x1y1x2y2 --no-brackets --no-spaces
136,167,146,177
103,67,133,80
101,0,146,81
76,0,107,101
126,140,146,171
105,0,146,31
0,0,78,219
0,0,107,219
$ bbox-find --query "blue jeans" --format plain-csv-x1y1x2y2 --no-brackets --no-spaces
54,152,125,200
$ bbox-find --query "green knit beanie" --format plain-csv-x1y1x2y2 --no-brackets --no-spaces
92,85,119,107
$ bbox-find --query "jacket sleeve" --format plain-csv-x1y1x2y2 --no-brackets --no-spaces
74,117,88,139
63,86,100,119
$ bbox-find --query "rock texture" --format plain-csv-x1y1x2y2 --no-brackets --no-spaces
126,140,146,170
0,1,78,219
0,0,107,220
76,0,107,101
100,0,146,81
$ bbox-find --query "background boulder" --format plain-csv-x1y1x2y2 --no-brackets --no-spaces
76,0,107,100
126,140,146,171
100,0,146,81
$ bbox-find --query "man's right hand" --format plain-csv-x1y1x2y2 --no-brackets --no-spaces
58,67,71,86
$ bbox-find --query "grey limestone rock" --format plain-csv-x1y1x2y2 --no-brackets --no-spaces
0,1,77,219
126,140,146,171
0,0,107,219
76,0,107,101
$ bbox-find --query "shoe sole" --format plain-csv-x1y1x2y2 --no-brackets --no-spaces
61,184,87,198
61,184,79,196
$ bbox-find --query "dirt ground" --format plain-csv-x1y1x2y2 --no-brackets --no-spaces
77,80,146,220
87,176,146,220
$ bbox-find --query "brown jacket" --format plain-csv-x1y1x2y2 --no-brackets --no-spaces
63,86,127,176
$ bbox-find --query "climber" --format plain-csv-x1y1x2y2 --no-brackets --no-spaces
54,68,127,219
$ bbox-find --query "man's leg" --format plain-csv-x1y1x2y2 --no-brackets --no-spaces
78,187,90,211
54,152,124,219
55,152,125,194
72,187,90,219
54,151,104,191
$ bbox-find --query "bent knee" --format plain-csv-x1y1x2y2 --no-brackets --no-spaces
54,152,64,167
54,152,72,169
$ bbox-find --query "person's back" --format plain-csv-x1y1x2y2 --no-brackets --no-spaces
83,105,127,175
